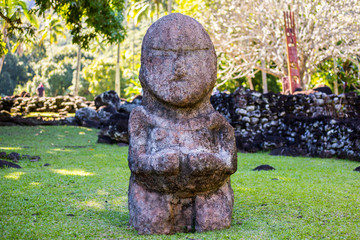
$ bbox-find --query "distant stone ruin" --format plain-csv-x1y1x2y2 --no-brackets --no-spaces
211,87,360,161
0,95,94,115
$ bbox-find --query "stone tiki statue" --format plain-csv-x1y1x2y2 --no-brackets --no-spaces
128,13,237,235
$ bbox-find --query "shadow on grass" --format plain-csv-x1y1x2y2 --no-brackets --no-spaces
98,208,130,228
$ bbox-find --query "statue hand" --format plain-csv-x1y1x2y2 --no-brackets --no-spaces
186,151,233,175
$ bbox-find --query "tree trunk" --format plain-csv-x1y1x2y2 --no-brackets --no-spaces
0,55,5,74
301,71,308,90
132,22,135,77
74,44,81,96
261,59,268,93
0,24,8,74
333,57,338,95
168,0,172,14
156,1,160,19
115,42,121,97
247,75,254,90
49,28,53,59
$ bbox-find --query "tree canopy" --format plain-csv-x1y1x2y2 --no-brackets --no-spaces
199,0,360,89
0,0,126,56
34,0,126,49
2,0,359,98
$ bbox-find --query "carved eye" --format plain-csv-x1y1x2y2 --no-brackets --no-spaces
151,50,176,57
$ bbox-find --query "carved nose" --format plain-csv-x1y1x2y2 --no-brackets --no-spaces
174,57,186,77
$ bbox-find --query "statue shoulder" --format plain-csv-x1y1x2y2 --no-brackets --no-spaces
207,110,232,129
129,106,152,130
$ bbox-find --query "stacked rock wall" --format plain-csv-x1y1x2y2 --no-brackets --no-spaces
0,96,95,114
211,87,360,161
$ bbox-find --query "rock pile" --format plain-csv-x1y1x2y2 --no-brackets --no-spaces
211,87,360,161
0,91,140,143
0,95,95,115
96,95,142,144
73,91,141,144
0,151,42,169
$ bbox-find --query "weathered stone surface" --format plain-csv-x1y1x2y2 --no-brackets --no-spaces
118,96,142,113
211,86,360,161
253,164,276,171
94,90,121,111
75,107,100,128
0,95,93,115
128,13,237,235
97,105,117,124
7,152,21,161
0,160,21,169
30,156,41,162
98,112,130,144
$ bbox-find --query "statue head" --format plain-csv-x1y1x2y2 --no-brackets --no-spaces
139,13,217,107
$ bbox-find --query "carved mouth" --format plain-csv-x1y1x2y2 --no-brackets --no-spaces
169,76,187,83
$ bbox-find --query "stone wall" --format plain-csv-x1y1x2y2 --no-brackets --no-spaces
211,87,360,161
0,96,95,114
2,88,359,161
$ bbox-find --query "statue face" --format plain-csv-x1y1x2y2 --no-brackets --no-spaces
141,47,216,107
140,13,217,107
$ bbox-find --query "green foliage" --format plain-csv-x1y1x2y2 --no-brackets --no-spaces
0,72,15,96
129,0,174,25
47,63,74,96
83,57,142,100
101,22,146,100
35,0,126,49
15,45,95,97
252,71,281,93
0,53,33,96
83,58,117,96
39,15,66,46
175,0,206,17
0,0,39,57
311,58,360,93
1,126,360,239
123,74,142,99
0,32,8,57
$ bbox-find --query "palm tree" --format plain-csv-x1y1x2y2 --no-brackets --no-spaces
39,14,66,57
130,0,172,25
74,44,81,96
168,0,172,14
0,0,38,73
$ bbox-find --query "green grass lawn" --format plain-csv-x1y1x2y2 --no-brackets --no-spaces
0,126,359,239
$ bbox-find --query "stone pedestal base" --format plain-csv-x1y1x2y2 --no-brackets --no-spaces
128,176,234,235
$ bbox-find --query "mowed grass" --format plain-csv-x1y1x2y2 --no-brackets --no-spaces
0,126,359,239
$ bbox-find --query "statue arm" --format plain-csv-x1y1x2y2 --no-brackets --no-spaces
217,121,238,174
186,113,237,175
128,107,180,175
135,149,180,175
